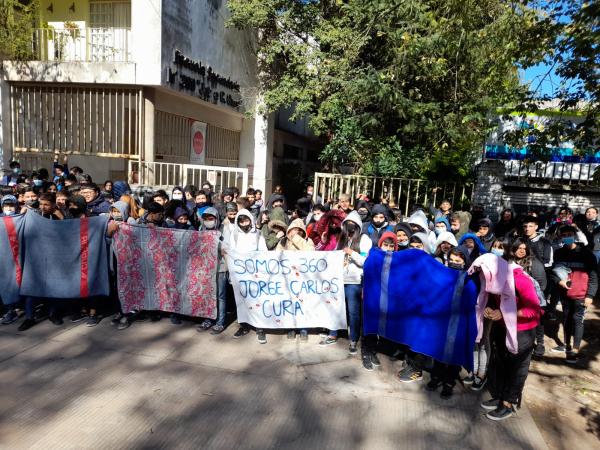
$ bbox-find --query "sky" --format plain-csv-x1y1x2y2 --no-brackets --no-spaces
521,63,561,98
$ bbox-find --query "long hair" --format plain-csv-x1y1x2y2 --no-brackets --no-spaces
337,220,361,252
508,237,534,273
120,194,142,219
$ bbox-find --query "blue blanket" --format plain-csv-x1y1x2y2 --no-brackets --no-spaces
363,248,479,370
20,212,110,299
0,215,25,305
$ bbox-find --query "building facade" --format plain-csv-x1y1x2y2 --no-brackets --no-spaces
0,0,279,193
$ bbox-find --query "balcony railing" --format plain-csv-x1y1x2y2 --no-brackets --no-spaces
497,159,599,185
32,27,131,62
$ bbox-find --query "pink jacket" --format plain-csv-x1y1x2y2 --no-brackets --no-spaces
513,267,542,331
468,253,519,354
316,235,338,251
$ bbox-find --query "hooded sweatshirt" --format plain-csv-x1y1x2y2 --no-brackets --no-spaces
378,231,398,251
458,233,488,260
410,231,433,254
276,218,315,251
408,210,436,250
111,200,137,224
394,222,413,250
340,211,373,284
263,206,290,250
363,204,394,246
227,208,267,252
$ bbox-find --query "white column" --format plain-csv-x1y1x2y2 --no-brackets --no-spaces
239,107,274,194
142,89,155,185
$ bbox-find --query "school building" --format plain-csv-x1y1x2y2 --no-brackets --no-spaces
0,0,322,194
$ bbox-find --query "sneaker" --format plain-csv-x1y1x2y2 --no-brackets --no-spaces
70,312,87,323
17,318,36,331
463,373,475,385
86,315,100,327
551,345,566,353
319,336,338,346
287,330,297,340
210,324,225,335
197,319,213,331
111,313,123,326
486,404,515,421
233,326,250,339
1,309,19,325
481,398,500,411
440,383,454,399
170,314,182,325
362,352,373,371
117,316,131,330
49,315,63,326
397,365,423,383
349,341,358,355
533,344,545,357
299,330,309,341
471,376,487,391
426,378,441,391
370,352,381,367
565,351,577,364
257,330,267,344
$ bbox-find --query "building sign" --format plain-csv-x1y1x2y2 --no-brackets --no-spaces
167,50,242,110
190,121,207,165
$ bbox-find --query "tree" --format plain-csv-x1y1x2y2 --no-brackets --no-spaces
228,0,544,181
506,0,599,159
0,0,39,61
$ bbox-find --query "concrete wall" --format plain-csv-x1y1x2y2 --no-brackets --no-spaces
131,0,161,85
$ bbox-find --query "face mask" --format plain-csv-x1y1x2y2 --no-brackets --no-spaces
434,227,444,236
372,220,385,228
239,223,252,232
112,216,123,222
25,200,39,209
448,262,465,270
398,240,409,247
3,208,15,216
346,223,358,234
172,193,183,201
307,191,313,197
358,212,369,221
562,237,576,246
175,222,188,229
196,202,207,209
204,220,216,230
12,168,21,175
33,180,43,187
491,248,504,257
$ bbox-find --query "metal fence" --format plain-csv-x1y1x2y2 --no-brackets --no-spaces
129,161,248,194
32,27,131,62
500,159,599,185
313,172,473,216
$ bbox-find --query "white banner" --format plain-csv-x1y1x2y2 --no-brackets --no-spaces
190,121,207,165
226,250,347,330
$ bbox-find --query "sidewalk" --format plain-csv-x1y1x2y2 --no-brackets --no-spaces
0,318,548,450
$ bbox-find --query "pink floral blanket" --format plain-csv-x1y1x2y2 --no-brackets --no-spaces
113,224,219,318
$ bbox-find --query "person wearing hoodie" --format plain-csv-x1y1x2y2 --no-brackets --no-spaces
265,193,287,212
195,207,230,335
476,218,496,251
434,231,459,265
225,209,269,343
276,219,314,341
394,222,413,250
0,195,18,216
434,216,451,236
314,209,345,250
111,181,131,202
458,233,488,261
215,187,236,220
494,208,517,239
262,206,290,250
109,200,137,225
170,207,194,231
320,211,372,354
363,204,394,247
408,232,433,254
407,210,436,251
194,191,213,225
355,200,371,225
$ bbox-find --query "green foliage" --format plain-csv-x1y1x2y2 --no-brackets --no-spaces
228,0,542,180
0,0,39,60
508,0,599,159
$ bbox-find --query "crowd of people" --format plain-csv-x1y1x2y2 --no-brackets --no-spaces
2,156,599,422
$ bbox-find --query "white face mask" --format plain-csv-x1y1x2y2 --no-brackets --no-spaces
3,208,16,216
172,193,183,201
204,220,216,229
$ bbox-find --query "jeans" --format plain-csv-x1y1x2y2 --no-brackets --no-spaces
488,324,536,405
329,284,362,342
474,319,492,376
216,272,228,327
563,298,586,350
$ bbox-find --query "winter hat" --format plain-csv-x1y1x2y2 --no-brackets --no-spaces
371,204,389,219
434,216,451,231
1,195,17,206
225,202,238,212
394,222,413,238
174,207,189,221
147,201,164,214
378,231,398,251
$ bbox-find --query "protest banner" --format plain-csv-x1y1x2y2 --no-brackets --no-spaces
113,224,219,318
226,250,347,330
